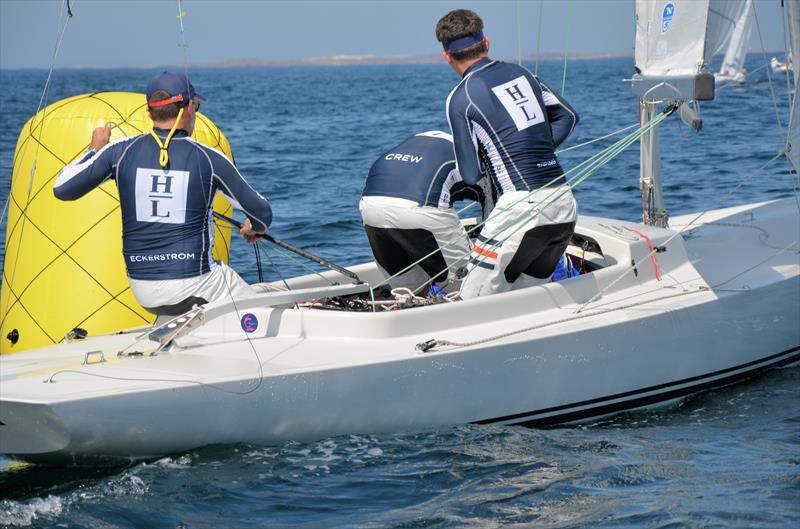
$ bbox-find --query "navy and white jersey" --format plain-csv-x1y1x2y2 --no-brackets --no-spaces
54,128,272,281
362,131,494,218
446,57,579,195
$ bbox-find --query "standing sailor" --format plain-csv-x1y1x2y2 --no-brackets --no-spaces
54,72,272,315
435,9,580,298
360,131,493,294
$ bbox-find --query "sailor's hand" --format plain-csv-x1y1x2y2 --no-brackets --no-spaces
91,123,113,151
239,218,266,244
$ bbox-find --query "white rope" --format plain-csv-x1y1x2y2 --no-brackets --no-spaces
779,0,793,107
535,0,544,75
167,0,269,395
416,287,705,352
1,0,73,330
752,1,786,137
516,0,522,66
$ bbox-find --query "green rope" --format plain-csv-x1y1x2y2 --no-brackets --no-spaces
374,110,672,292
561,0,573,95
466,111,670,269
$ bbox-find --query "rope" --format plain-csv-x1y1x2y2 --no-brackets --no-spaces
377,110,671,295
555,123,639,154
560,0,572,95
416,288,705,353
535,0,544,75
779,0,793,106
259,243,294,293
752,1,786,137
416,148,796,353
253,240,264,283
465,111,670,274
516,0,522,66
574,150,786,314
148,107,185,167
1,0,73,334
162,0,268,396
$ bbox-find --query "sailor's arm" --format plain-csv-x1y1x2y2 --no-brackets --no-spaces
537,78,580,147
54,125,118,200
210,150,273,236
447,91,483,186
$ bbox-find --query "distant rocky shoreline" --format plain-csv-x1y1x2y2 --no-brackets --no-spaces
60,51,635,70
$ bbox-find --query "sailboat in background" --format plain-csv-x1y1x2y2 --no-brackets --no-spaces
770,52,793,73
0,0,798,460
715,0,753,85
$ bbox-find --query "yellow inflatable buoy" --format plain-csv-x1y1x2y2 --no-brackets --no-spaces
0,92,234,354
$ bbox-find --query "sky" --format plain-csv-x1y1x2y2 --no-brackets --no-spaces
0,0,791,69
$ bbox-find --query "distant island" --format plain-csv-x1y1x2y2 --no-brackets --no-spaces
203,51,634,68
66,51,635,70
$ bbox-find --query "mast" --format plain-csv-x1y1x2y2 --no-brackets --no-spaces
632,0,744,227
639,100,666,226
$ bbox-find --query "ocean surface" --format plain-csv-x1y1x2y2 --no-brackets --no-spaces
0,57,798,527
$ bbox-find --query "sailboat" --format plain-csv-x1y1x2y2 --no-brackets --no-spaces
715,0,753,85
771,52,793,74
1,0,798,460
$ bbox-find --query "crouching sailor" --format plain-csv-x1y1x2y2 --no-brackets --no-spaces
54,71,272,315
360,130,493,294
436,9,580,298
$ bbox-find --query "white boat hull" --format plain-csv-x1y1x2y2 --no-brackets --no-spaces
1,199,798,460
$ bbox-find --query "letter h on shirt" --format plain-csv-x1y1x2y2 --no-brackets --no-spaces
134,168,191,224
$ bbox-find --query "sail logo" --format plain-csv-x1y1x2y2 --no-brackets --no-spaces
135,168,190,224
661,2,675,33
240,313,259,333
491,76,545,132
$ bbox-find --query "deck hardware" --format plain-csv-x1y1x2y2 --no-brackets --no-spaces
416,339,438,353
82,350,106,365
6,329,18,345
655,246,667,253
66,327,88,341
118,350,144,357
148,309,205,346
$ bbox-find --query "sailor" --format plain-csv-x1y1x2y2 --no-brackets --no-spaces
435,9,580,298
360,131,494,294
54,72,272,315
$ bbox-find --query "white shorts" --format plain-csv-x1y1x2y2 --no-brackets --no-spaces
460,185,578,299
360,196,471,291
129,261,257,314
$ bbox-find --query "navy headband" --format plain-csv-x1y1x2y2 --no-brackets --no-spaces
443,31,484,52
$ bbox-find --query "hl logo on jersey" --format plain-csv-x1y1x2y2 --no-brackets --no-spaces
491,76,545,132
135,168,190,224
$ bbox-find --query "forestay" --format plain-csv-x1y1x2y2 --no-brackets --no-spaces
787,0,800,174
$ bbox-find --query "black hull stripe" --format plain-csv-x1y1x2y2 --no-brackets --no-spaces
475,346,800,427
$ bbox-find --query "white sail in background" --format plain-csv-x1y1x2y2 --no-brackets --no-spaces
718,0,753,82
635,0,747,77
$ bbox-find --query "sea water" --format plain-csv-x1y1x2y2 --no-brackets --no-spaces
0,58,798,528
